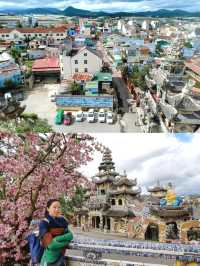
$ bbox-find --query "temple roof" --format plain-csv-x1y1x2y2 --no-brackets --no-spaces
148,186,167,193
94,176,115,184
103,209,135,217
158,102,178,120
0,100,26,120
109,187,141,196
96,170,119,178
114,177,137,187
98,149,116,172
167,93,200,112
74,207,89,215
151,206,190,218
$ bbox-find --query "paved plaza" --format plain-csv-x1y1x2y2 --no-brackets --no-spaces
22,84,141,133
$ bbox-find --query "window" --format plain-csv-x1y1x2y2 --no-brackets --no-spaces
84,68,88,72
101,189,105,195
84,53,87,56
111,199,115,205
2,34,4,37
75,68,79,72
84,60,87,64
56,33,59,36
118,199,123,205
6,34,9,37
75,60,78,64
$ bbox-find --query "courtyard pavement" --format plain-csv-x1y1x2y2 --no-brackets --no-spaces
22,84,141,133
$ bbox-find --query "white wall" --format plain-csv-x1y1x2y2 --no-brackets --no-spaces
60,48,103,80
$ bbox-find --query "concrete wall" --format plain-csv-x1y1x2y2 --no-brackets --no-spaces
66,256,170,266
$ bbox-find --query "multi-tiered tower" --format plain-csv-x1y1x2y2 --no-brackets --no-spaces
76,149,141,233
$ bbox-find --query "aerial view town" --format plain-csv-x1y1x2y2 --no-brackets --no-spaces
0,2,200,133
0,0,200,265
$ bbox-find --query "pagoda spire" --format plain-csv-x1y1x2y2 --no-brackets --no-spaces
98,148,115,172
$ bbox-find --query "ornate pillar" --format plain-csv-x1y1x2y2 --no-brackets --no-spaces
88,215,92,230
104,217,108,232
100,216,103,231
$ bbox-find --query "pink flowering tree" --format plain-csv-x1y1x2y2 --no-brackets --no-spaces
0,133,104,265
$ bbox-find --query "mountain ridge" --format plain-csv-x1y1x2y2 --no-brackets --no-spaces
0,6,200,17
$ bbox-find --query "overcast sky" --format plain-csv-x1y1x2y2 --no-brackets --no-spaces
81,134,200,196
0,0,200,12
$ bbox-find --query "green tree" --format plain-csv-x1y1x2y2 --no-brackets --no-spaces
34,21,38,28
17,21,23,28
70,82,84,95
184,41,193,48
4,79,16,90
10,48,21,64
59,186,88,220
0,113,53,133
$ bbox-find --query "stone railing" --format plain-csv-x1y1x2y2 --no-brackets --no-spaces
110,205,129,211
65,237,200,266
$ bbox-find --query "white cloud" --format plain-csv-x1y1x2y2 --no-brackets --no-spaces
1,0,200,11
81,134,200,196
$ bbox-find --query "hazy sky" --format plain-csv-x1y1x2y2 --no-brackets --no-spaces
81,134,200,196
0,0,200,12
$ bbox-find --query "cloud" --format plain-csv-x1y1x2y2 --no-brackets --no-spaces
81,134,200,196
0,0,200,12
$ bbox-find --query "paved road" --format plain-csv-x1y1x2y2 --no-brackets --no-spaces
113,77,132,113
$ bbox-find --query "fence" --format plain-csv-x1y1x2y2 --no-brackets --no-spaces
65,236,200,265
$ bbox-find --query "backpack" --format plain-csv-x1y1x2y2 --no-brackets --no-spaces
27,218,49,265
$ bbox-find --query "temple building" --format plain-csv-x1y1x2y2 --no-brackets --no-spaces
76,149,200,244
128,182,200,243
75,148,141,233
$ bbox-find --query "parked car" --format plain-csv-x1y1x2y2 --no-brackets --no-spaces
63,112,73,125
87,109,95,123
55,109,64,125
75,111,84,122
98,108,106,123
49,92,57,102
106,111,114,124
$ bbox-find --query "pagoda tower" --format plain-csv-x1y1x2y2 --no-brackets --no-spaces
94,148,119,196
109,170,141,207
148,180,167,199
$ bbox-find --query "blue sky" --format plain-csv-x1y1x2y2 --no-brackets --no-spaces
0,0,200,11
81,134,199,195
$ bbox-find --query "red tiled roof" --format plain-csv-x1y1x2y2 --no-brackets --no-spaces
0,29,12,33
72,73,93,81
192,87,200,94
32,57,60,72
185,61,200,76
0,27,66,34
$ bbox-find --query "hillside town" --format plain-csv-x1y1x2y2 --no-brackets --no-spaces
0,13,200,132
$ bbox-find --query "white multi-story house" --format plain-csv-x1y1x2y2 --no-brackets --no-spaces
60,46,103,80
0,27,67,42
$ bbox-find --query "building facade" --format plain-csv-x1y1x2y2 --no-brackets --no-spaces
60,46,103,80
76,149,200,244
